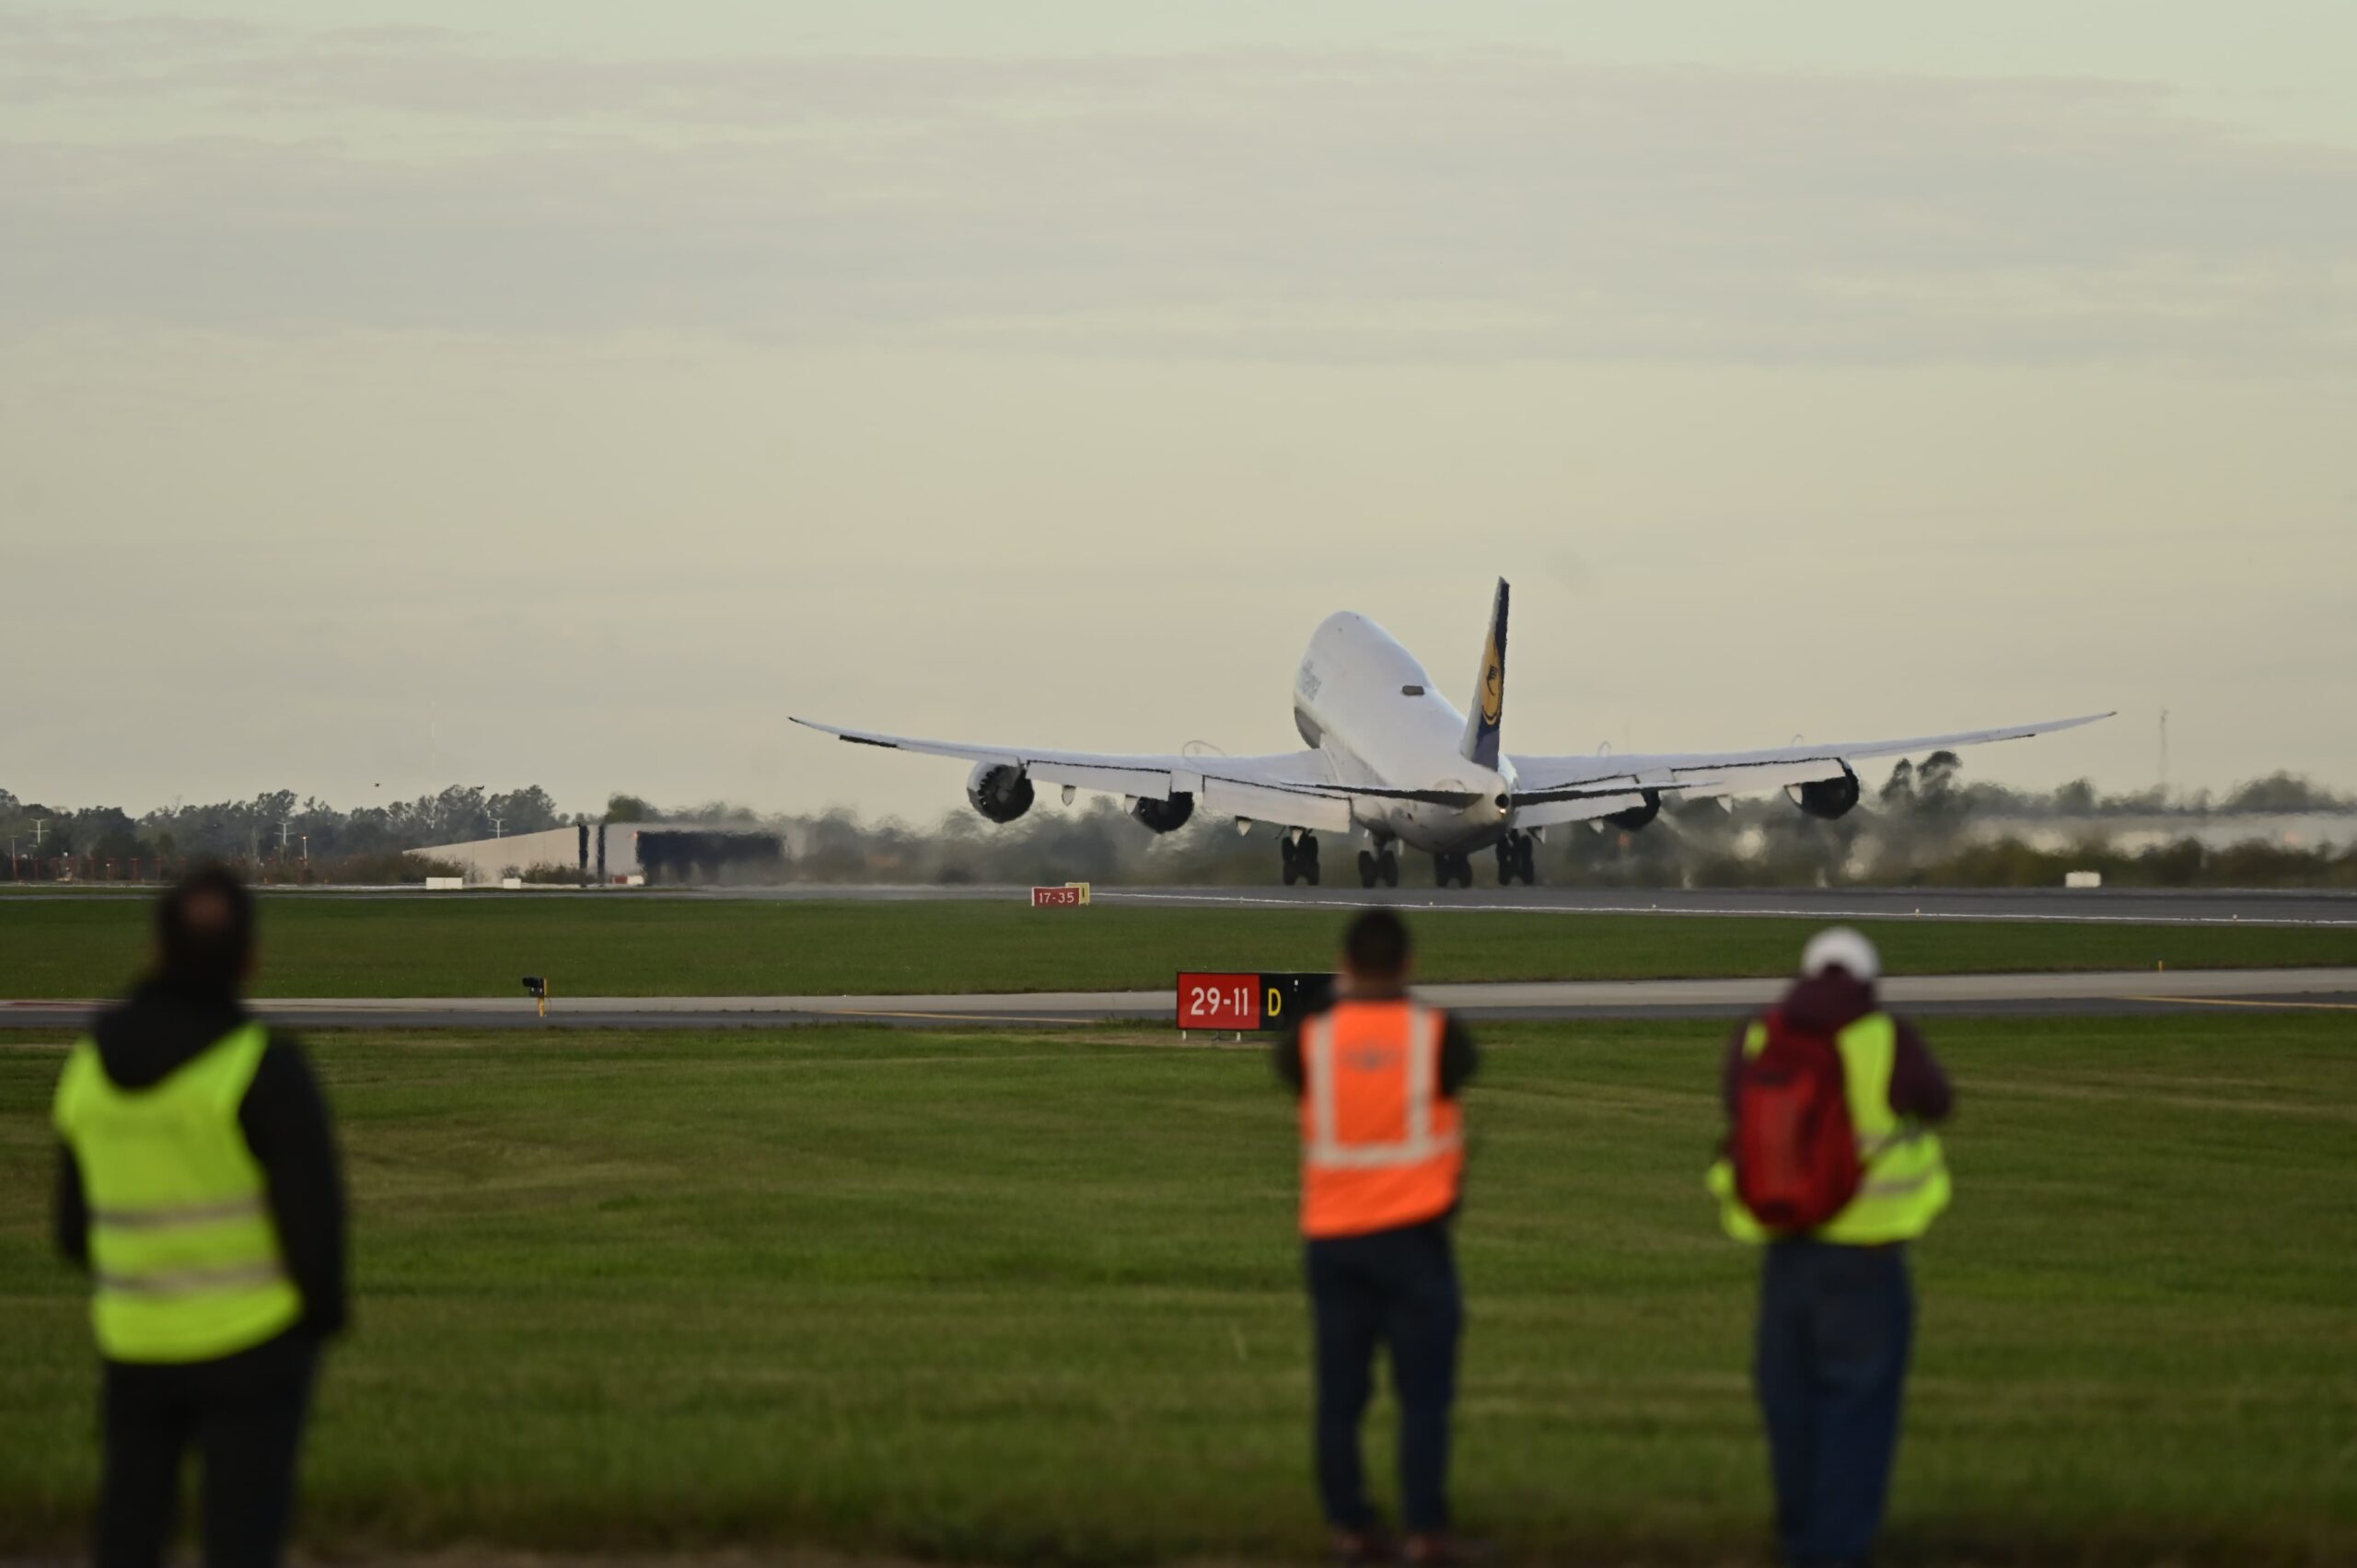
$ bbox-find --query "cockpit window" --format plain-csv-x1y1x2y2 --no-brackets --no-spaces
1401,684,1425,696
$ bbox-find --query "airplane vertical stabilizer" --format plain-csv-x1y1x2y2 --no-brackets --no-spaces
1461,577,1508,769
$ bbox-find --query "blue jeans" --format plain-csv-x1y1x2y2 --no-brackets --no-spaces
1305,1220,1462,1535
1755,1240,1914,1567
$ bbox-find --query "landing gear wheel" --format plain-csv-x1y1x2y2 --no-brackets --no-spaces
1299,833,1321,887
1434,852,1472,889
1280,836,1299,886
1378,849,1399,888
1494,832,1539,886
1358,850,1379,889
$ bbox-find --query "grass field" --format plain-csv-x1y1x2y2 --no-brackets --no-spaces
4,897,2353,999
2,1016,2351,1564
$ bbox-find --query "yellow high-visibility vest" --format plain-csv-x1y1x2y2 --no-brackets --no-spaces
1708,1012,1951,1245
52,1022,303,1363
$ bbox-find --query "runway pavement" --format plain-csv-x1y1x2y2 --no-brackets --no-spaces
7,883,2353,925
6,968,2352,1032
546,882,2357,925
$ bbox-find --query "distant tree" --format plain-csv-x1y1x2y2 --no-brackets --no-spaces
70,807,142,862
2222,772,2352,814
486,786,563,835
604,794,655,824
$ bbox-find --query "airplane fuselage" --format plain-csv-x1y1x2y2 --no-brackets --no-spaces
1292,611,1515,854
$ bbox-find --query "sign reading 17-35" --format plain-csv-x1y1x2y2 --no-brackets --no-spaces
1176,971,1335,1032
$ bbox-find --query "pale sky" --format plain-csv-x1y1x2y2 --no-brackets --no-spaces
4,2,2352,823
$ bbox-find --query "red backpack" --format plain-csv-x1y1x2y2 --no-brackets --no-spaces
1730,1010,1861,1232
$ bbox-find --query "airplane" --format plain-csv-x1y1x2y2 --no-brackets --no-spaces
794,580,2109,889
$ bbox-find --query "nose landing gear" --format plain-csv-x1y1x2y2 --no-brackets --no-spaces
1433,852,1474,889
1494,830,1538,886
1355,846,1400,889
1280,832,1321,887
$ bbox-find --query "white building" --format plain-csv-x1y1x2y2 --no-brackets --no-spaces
410,821,784,885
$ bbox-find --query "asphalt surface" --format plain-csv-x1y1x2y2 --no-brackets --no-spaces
8,883,2354,926
6,968,2352,1032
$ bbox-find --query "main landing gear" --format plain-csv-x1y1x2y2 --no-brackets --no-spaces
1356,845,1401,889
1280,832,1321,887
1494,830,1538,886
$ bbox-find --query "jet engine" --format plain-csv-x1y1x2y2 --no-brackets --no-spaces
1604,789,1662,831
965,762,1035,824
1131,791,1196,834
1789,764,1862,820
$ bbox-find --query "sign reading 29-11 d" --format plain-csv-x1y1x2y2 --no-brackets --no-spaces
1176,971,1334,1031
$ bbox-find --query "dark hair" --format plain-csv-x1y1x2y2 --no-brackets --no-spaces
1342,909,1411,980
156,865,255,991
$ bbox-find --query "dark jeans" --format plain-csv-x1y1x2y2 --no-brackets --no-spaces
95,1330,319,1568
1755,1240,1913,1568
1305,1220,1462,1535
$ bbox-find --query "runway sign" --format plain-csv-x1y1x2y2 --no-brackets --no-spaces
1031,883,1091,908
1177,970,1334,1031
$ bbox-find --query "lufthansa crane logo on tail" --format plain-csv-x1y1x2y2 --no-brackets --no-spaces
1480,635,1504,724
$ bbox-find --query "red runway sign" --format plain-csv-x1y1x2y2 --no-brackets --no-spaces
1177,971,1334,1032
1030,883,1091,907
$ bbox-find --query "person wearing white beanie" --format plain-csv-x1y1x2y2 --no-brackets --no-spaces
1709,927,1954,1568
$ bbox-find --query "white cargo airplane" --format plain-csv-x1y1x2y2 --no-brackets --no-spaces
795,580,2108,889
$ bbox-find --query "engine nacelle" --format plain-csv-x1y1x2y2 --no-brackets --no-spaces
965,761,1035,824
1131,791,1195,834
1789,764,1862,820
1604,789,1661,831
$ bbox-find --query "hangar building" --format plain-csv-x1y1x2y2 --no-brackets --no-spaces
411,822,785,885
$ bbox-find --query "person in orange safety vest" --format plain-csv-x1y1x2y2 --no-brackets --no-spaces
1277,910,1479,1565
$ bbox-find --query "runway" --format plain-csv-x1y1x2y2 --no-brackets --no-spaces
6,968,2352,1032
568,882,2357,925
6,883,2352,926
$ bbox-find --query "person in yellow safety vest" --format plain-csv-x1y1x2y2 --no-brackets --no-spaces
1276,910,1480,1566
1708,927,1952,1568
52,866,347,1568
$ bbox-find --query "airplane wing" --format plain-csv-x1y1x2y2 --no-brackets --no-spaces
1509,712,2114,802
792,717,1516,834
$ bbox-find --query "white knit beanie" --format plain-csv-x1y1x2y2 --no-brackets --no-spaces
1801,925,1881,982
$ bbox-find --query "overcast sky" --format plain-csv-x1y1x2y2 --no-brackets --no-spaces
4,2,2351,823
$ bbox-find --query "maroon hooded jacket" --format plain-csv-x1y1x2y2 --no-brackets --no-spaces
1722,966,1954,1122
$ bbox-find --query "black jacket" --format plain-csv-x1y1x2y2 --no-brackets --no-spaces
54,980,349,1341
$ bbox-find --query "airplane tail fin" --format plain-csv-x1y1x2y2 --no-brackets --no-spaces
1461,577,1508,770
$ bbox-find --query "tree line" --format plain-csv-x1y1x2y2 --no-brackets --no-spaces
5,767,2352,888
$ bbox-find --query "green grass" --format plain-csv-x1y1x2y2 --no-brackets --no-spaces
3,897,2352,999
2,1016,2351,1563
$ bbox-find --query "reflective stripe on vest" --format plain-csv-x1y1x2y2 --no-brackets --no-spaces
1707,1012,1952,1246
52,1022,304,1364
1300,1001,1464,1238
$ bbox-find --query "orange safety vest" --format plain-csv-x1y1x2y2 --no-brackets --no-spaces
1299,999,1465,1239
